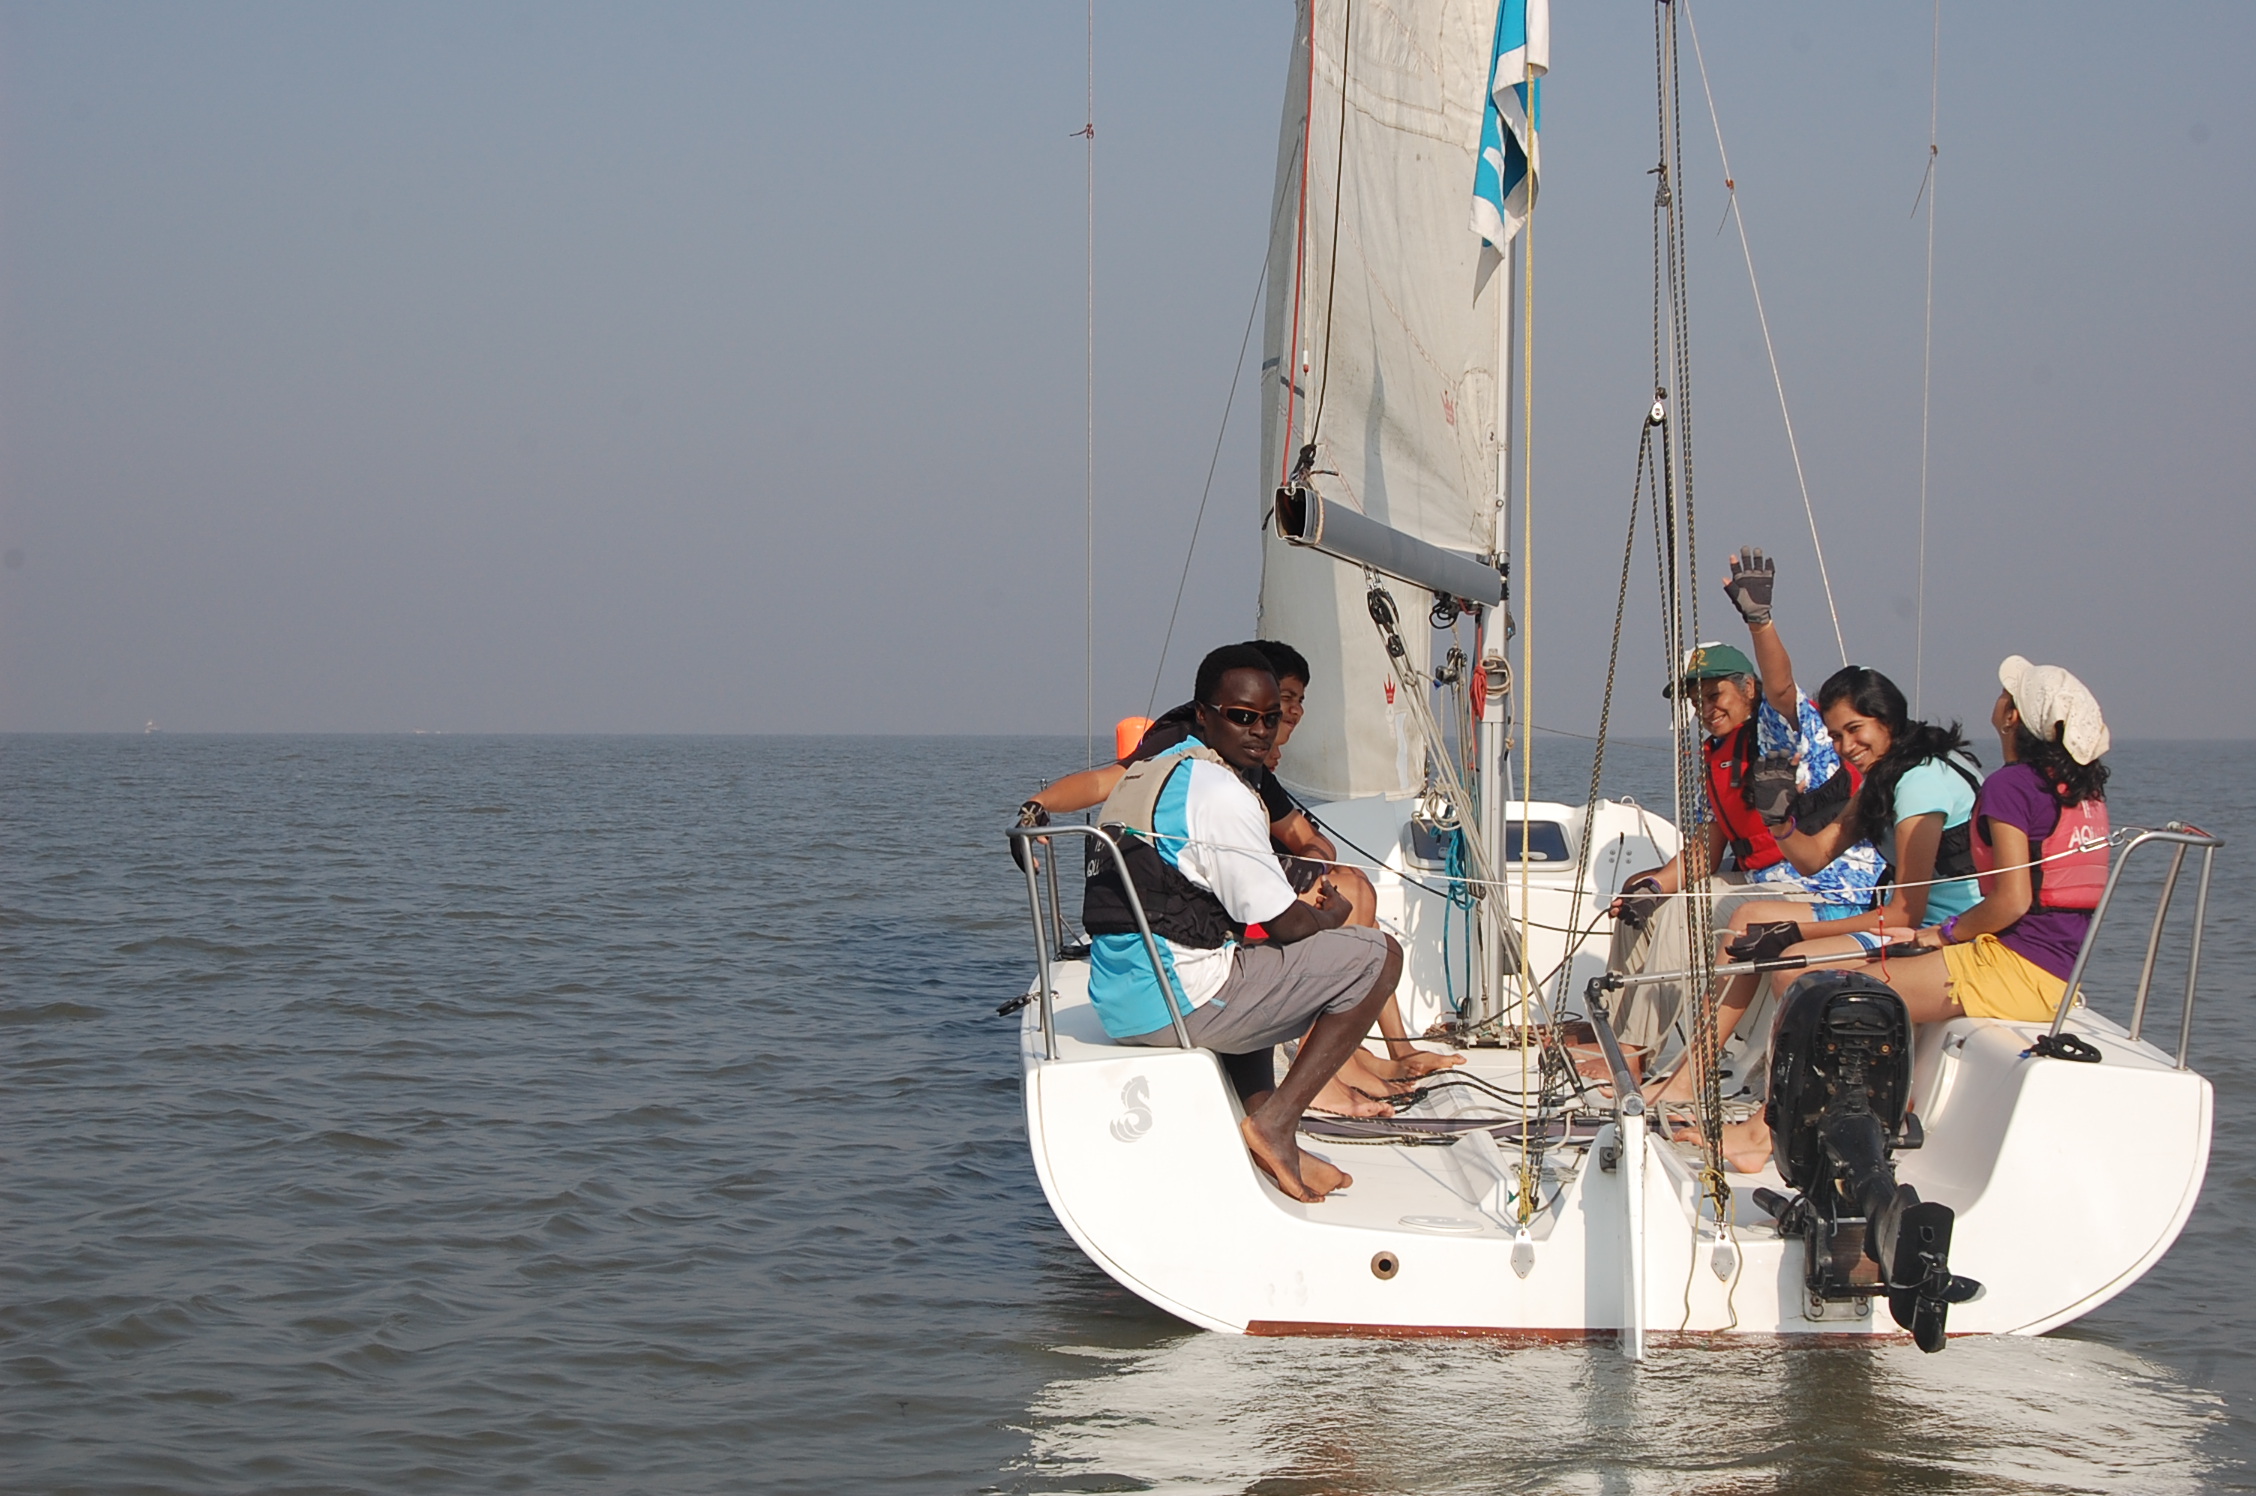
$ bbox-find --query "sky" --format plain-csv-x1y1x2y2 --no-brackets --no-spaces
0,2,2249,738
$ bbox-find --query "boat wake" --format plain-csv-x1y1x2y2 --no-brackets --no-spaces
1016,1331,2225,1494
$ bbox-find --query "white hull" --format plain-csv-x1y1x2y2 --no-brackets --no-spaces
1020,796,2213,1344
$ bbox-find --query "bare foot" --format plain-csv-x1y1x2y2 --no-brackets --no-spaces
1365,1046,1465,1080
1310,1073,1394,1118
1642,1066,1696,1107
1720,1117,1772,1175
1344,1049,1419,1096
1298,1150,1351,1196
1241,1111,1341,1202
1667,1116,1772,1175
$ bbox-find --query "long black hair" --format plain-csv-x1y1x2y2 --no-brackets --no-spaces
1817,666,1976,838
2012,723,2110,806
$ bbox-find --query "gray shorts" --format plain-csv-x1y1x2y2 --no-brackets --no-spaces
1119,926,1394,1052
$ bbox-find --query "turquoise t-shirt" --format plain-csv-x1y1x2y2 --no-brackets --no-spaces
1883,753,1982,923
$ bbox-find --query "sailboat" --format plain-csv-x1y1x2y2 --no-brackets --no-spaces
1008,0,2218,1354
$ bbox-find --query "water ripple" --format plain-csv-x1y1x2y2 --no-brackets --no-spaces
0,735,2250,1493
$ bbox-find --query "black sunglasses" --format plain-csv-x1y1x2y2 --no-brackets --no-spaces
1204,703,1283,730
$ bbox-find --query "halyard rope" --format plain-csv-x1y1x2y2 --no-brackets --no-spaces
1654,0,1727,1206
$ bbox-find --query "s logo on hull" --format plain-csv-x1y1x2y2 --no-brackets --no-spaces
1110,1076,1154,1142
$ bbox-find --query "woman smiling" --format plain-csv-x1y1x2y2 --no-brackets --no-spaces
1783,666,1985,946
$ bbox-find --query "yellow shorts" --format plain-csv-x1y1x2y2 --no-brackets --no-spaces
1942,933,2070,1023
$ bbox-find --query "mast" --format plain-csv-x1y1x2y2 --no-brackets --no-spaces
1477,240,1513,1027
1473,0,1544,1028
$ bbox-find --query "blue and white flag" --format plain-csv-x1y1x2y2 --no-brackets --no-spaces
1471,0,1548,250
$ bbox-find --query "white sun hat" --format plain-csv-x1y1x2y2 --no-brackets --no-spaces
1998,655,2111,765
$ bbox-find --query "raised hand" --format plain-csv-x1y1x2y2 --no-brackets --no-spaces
1724,546,1775,626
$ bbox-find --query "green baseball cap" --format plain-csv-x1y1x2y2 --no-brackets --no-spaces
1663,641,1756,698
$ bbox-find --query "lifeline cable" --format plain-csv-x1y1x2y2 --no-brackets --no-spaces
1135,817,2143,906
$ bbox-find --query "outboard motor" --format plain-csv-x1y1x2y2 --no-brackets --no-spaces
1760,971,1979,1352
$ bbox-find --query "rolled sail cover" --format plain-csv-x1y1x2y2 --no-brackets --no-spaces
1258,0,1505,802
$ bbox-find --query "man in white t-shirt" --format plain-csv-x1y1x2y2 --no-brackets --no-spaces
1085,645,1402,1203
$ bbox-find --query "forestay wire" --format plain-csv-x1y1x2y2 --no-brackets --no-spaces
1913,0,1942,714
1680,1,1849,670
1143,0,1317,714
1079,0,1097,766
1145,223,1287,714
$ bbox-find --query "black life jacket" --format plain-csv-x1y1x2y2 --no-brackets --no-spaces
1081,745,1246,950
1931,754,1984,881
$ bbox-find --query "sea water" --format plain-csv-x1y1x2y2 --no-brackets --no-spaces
2,734,2250,1493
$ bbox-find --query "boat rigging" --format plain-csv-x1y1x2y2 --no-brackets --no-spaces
1006,0,2221,1357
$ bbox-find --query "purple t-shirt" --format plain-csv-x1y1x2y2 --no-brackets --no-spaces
1974,762,2092,980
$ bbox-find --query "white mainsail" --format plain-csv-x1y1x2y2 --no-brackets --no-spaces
1258,0,1509,801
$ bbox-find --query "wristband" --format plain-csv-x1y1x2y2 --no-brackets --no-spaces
1937,916,1961,945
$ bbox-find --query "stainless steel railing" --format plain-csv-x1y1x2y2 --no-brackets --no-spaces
1006,824,1193,1059
2050,823,2224,1068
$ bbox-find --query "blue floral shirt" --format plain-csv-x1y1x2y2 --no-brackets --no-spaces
1706,688,1885,911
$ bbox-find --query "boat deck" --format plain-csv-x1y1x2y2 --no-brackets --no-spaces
1038,958,1786,1238
1033,954,2196,1255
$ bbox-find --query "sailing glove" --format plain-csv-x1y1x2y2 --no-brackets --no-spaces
1727,920,1802,963
1615,877,1664,932
1745,756,1800,830
1724,546,1775,626
1792,766,1857,834
1009,800,1050,872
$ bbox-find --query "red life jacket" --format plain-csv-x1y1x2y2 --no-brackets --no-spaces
1705,723,1785,871
1971,779,2110,910
1705,718,1864,874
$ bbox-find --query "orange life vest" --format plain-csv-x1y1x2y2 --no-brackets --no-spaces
1971,781,2110,910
